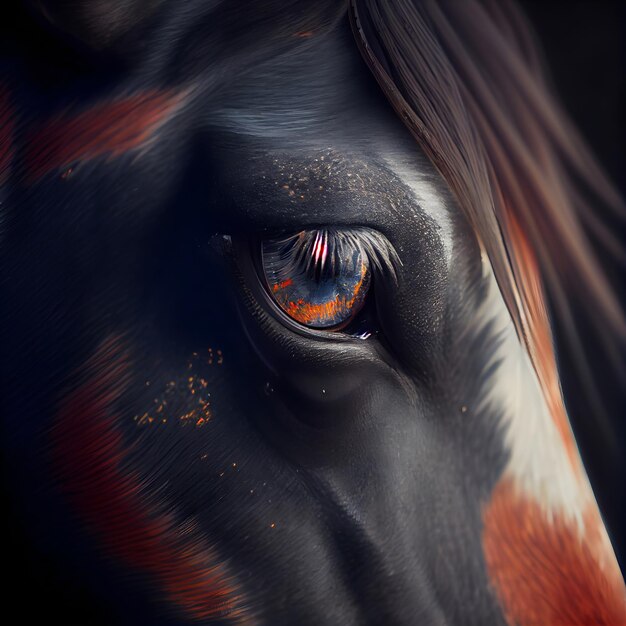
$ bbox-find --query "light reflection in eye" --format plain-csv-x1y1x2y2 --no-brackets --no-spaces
261,229,371,329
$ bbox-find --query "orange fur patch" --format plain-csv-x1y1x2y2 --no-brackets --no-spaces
52,336,252,624
483,478,626,625
26,90,186,180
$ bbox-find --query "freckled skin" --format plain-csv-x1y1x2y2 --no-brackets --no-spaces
1,4,512,625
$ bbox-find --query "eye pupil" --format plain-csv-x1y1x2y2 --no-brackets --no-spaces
262,229,371,330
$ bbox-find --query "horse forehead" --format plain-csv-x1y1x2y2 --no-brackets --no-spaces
26,0,346,68
6,3,355,193
27,0,166,46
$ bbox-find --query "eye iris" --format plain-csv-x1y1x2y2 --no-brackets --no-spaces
262,230,370,329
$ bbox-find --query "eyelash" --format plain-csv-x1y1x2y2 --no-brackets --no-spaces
264,227,400,284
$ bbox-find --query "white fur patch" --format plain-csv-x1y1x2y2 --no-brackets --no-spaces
477,257,595,531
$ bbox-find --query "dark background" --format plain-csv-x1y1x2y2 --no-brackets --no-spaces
522,0,626,570
2,1,625,623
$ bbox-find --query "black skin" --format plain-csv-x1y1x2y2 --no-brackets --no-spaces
2,3,509,624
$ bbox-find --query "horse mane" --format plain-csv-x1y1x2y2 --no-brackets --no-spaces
349,0,625,445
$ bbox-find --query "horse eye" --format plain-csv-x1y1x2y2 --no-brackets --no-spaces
261,229,371,330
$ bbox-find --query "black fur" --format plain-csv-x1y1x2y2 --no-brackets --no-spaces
2,5,509,624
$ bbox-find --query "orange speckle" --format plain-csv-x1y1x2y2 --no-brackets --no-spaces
52,335,249,622
271,278,293,293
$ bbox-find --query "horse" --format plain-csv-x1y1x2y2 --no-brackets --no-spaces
1,1,624,624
